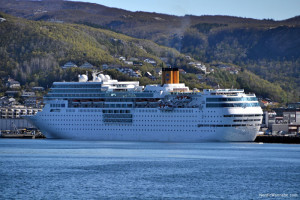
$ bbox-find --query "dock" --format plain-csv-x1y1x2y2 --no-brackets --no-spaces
0,129,46,139
255,135,300,144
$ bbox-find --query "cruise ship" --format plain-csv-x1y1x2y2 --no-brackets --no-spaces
25,68,263,142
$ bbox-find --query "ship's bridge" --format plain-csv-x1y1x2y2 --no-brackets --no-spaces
204,89,260,108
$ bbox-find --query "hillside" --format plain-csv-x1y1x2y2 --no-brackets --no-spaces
0,0,299,103
1,0,299,43
0,12,189,86
1,0,299,97
0,12,290,103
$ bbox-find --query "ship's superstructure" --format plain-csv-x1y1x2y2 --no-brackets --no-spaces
25,68,263,142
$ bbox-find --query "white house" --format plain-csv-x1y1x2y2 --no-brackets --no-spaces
119,56,126,61
80,62,93,69
21,91,35,97
6,79,20,89
196,64,206,73
144,58,157,66
61,62,78,69
124,61,133,65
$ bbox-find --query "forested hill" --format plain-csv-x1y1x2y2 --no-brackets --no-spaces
0,12,187,86
0,0,299,103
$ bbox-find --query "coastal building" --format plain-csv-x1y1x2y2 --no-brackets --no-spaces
119,56,126,61
133,61,143,66
48,18,64,23
144,72,157,80
24,96,43,108
155,68,162,76
6,79,20,89
102,64,109,69
124,61,133,65
0,106,40,130
117,67,141,77
193,63,207,74
262,111,276,128
185,56,192,60
160,57,168,63
287,102,300,109
32,86,45,91
21,91,35,97
179,69,186,74
0,106,41,119
129,57,139,61
61,62,78,69
266,107,300,135
79,62,93,69
0,97,16,107
229,70,239,75
196,74,203,80
5,91,19,97
144,58,157,66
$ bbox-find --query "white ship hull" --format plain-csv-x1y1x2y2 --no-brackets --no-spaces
26,107,262,142
36,127,259,142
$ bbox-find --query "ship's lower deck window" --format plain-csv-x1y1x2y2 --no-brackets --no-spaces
207,103,260,108
198,124,261,127
104,119,132,123
206,97,258,102
103,110,130,113
50,104,65,108
50,109,60,112
234,119,261,122
224,114,263,117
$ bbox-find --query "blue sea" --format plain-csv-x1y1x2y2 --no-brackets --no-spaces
0,139,299,200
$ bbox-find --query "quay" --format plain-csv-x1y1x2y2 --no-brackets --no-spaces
255,135,300,144
0,128,45,139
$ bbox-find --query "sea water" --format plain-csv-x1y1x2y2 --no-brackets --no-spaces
0,139,299,199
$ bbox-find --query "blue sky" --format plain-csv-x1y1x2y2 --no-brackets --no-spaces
70,0,300,20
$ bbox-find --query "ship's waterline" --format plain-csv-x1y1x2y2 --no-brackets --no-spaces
25,68,263,142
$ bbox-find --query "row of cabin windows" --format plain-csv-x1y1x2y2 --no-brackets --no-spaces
104,104,132,108
47,93,153,98
136,115,197,119
224,114,262,117
233,119,261,122
56,128,204,132
48,94,103,97
41,114,221,120
46,118,101,121
53,119,199,123
50,104,65,108
52,84,101,88
206,103,260,108
103,110,130,113
50,89,102,93
198,124,261,127
138,109,194,113
206,97,257,102
40,114,100,117
79,109,101,112
47,123,197,127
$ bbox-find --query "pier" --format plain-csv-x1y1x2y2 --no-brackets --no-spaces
0,128,45,139
255,135,300,144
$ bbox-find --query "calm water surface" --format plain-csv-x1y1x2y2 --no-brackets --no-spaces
0,139,299,199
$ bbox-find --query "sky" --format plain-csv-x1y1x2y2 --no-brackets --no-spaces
70,0,300,20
